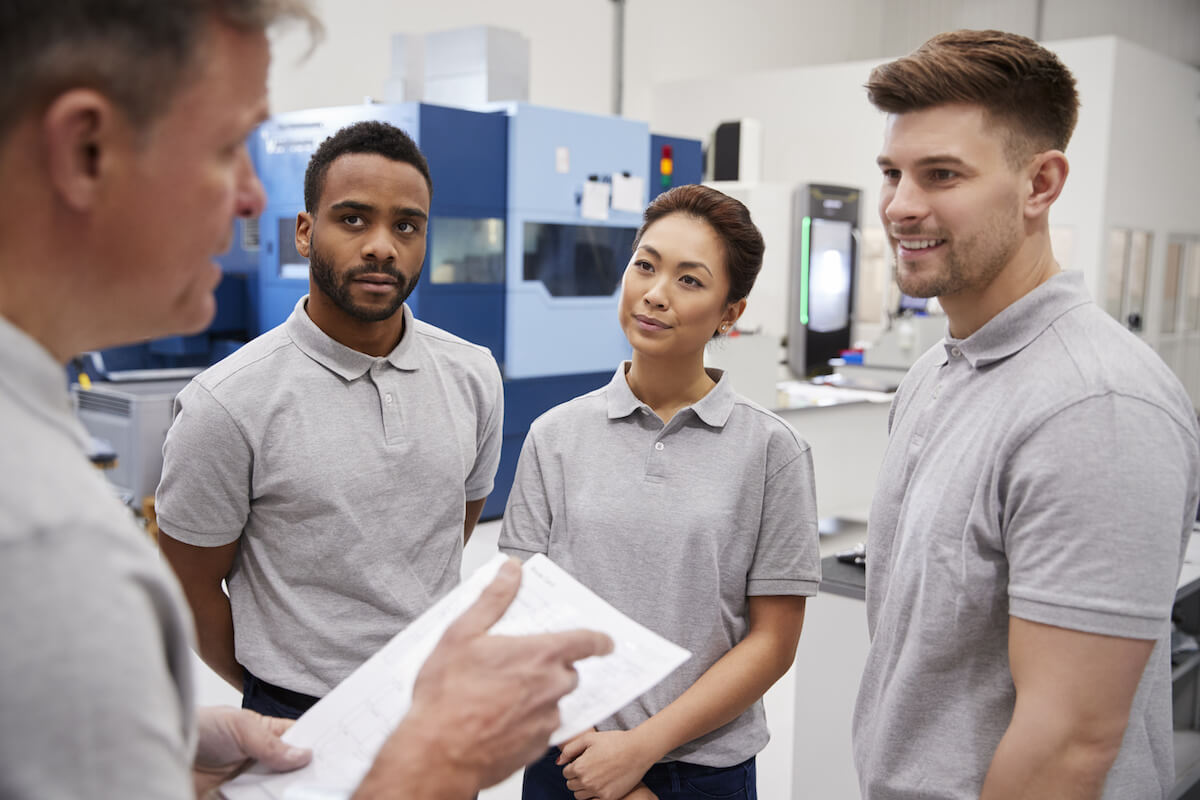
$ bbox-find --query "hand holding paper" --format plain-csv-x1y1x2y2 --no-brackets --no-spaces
222,554,690,800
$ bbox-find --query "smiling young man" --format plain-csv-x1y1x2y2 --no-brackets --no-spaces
851,30,1200,800
156,121,505,720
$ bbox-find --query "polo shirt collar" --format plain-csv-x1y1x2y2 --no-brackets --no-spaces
285,296,421,380
604,361,736,428
0,314,89,451
943,271,1092,369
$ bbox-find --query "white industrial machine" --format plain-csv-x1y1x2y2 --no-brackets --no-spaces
73,379,191,504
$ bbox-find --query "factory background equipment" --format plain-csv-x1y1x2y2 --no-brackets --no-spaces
787,183,860,378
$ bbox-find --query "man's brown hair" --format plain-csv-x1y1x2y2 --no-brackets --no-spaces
0,0,321,143
865,29,1080,166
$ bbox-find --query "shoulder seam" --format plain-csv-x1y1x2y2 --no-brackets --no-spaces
201,335,295,393
1011,389,1200,456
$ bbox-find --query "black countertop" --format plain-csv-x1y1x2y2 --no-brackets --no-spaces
820,554,866,601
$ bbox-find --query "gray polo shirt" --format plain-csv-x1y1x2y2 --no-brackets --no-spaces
500,363,821,767
0,316,196,798
853,271,1200,799
157,297,503,696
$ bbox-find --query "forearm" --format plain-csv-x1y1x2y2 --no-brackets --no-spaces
980,708,1123,799
191,589,242,689
159,535,242,688
631,627,796,762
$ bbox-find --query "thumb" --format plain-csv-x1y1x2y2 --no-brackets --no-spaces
444,558,522,640
238,712,312,773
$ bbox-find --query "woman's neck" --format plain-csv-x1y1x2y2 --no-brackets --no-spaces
625,351,716,423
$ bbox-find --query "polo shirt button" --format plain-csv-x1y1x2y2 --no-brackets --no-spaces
654,442,664,451
951,346,962,358
385,393,394,404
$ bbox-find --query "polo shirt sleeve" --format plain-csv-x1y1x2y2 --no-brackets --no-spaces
465,360,504,502
748,439,822,597
1003,393,1199,639
1,530,194,798
498,430,552,559
155,380,252,546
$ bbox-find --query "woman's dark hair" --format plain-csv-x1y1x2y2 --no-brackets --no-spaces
632,184,765,305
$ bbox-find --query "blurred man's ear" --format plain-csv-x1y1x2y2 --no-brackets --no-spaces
42,89,121,212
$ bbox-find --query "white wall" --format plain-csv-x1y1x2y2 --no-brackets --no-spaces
266,1,1199,122
1104,38,1200,342
267,0,615,115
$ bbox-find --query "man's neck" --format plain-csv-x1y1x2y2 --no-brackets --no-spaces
304,294,406,358
941,237,1061,340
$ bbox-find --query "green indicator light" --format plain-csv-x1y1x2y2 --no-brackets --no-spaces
799,216,811,326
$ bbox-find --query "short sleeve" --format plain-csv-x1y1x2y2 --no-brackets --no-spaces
465,359,504,502
155,380,252,545
1003,393,1200,639
498,431,552,560
748,441,822,597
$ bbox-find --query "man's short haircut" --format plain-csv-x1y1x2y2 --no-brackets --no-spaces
303,121,434,212
0,0,320,144
865,29,1080,166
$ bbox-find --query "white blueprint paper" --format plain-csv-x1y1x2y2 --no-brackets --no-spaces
221,553,690,800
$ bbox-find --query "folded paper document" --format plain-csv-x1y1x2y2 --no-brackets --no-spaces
222,553,690,799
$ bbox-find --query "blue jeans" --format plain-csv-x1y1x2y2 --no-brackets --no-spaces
523,747,757,799
241,669,320,720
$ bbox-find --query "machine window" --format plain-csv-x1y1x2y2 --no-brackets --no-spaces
429,218,505,285
523,222,636,297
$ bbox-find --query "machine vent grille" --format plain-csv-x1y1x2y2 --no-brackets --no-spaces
77,391,132,418
242,217,261,252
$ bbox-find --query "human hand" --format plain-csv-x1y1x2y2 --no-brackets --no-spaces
357,558,613,798
559,729,656,800
191,706,311,798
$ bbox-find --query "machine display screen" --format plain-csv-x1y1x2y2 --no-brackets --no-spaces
523,222,637,297
808,218,853,333
277,217,307,280
429,218,505,284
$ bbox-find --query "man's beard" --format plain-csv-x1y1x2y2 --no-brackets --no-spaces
891,211,1021,300
308,234,418,323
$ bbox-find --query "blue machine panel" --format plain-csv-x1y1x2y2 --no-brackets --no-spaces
649,133,703,201
503,104,647,380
